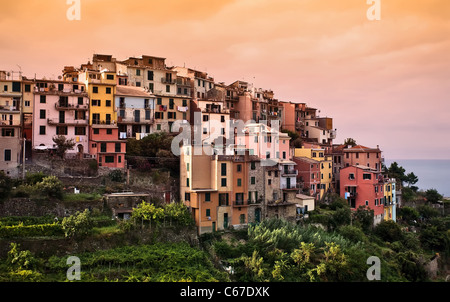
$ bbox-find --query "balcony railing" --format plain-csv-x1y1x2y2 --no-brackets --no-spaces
118,117,154,125
47,118,88,126
161,78,176,85
55,103,89,110
282,169,298,176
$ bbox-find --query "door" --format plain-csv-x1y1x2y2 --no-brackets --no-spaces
255,208,261,223
223,213,228,229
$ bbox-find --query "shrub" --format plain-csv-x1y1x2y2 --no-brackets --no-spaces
337,225,367,244
35,176,64,199
61,209,93,238
374,220,404,242
0,223,63,238
108,169,124,182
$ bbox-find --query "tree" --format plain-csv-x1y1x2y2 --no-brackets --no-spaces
52,135,76,159
343,138,356,147
405,172,419,187
386,162,406,186
352,205,374,232
425,189,443,204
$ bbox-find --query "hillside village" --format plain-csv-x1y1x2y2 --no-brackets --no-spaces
1,53,401,231
1,54,449,283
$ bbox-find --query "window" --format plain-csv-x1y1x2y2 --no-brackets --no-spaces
136,69,141,76
107,129,112,135
39,126,46,135
93,128,100,135
75,127,86,135
148,71,153,81
349,173,355,180
78,97,84,105
363,174,372,180
221,163,227,176
56,126,68,135
105,100,111,107
185,193,190,201
92,99,101,106
251,162,256,170
93,87,98,93
203,115,209,122
4,149,11,161
237,179,242,187
105,156,114,163
166,85,170,93
101,143,107,153
106,87,112,94
365,200,369,206
283,151,286,159
221,115,225,123
145,110,151,120
12,82,21,92
186,163,189,172
40,110,46,119
40,95,46,103
182,99,187,106
206,209,210,217
219,193,229,206
356,153,359,159
186,178,189,187
251,177,255,185
115,143,121,153
1,129,14,137
268,179,272,185
205,193,211,202
157,98,162,105
169,99,174,109
237,164,242,172
106,74,114,80
221,178,227,187
240,214,245,224
25,84,31,92
203,128,207,134
24,101,30,107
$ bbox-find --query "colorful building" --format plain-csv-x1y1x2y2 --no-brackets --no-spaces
116,85,155,139
340,165,386,225
32,79,89,158
0,71,23,177
294,145,332,200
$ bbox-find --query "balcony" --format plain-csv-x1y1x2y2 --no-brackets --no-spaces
55,103,89,111
47,118,88,126
118,116,154,125
161,78,176,85
233,199,250,207
282,169,298,177
0,120,21,127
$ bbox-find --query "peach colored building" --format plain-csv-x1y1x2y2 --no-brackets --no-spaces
89,126,126,168
343,145,383,171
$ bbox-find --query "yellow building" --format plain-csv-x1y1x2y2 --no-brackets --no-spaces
383,179,395,221
78,70,117,125
294,146,332,200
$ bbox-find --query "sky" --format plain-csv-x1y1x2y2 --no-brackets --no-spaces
1,0,449,160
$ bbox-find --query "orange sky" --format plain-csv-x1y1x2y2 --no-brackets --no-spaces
1,0,449,159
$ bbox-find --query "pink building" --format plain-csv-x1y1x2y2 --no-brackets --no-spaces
33,80,89,157
340,165,385,224
89,125,126,168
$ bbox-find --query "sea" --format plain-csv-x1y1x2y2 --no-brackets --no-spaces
385,159,450,198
